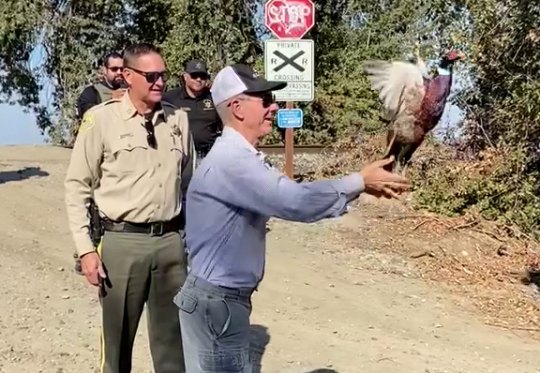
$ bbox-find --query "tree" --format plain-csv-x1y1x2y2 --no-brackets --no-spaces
161,0,263,80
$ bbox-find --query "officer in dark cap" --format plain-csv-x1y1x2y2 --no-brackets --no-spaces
163,59,222,231
163,59,222,163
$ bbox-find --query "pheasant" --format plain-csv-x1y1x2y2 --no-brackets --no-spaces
363,47,465,174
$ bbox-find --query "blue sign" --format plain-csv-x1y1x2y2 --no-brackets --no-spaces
277,109,303,129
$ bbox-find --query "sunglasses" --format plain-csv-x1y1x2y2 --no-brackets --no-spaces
144,119,157,149
189,72,209,80
259,93,275,108
108,66,123,73
236,93,275,108
127,66,168,84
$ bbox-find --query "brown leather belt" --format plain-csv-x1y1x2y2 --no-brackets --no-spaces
102,215,182,236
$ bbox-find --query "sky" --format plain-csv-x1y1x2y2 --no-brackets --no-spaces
0,43,49,145
0,103,47,145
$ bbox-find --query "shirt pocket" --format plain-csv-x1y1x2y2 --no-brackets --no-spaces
109,138,149,174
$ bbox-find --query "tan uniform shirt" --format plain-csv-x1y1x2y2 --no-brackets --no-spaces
65,92,193,257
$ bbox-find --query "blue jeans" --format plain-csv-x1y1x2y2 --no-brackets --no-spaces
174,274,254,372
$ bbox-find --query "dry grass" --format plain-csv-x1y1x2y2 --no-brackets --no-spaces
403,215,540,331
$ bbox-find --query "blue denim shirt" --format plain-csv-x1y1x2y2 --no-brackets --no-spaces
184,126,364,289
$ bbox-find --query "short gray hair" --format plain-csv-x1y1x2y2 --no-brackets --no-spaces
214,93,250,122
215,101,229,122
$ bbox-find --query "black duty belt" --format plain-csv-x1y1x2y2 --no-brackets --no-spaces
102,215,182,236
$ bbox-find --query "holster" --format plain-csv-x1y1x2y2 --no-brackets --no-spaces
88,198,104,247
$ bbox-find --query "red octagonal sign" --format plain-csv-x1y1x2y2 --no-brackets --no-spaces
264,0,315,39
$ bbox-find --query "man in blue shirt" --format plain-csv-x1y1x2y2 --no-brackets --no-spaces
174,63,409,372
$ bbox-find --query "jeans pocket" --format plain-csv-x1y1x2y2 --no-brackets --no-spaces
199,349,246,373
206,298,231,339
177,291,197,314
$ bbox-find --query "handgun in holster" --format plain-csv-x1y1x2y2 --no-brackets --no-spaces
88,198,104,247
74,198,104,275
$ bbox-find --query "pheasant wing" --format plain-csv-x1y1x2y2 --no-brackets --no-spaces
363,60,426,122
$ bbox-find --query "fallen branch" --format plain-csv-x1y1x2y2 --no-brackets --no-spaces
412,218,442,231
450,220,479,230
470,227,507,243
410,251,436,259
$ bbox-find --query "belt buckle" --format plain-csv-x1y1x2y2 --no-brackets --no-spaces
150,222,164,236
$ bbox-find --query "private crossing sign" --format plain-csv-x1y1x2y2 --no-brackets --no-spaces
264,39,314,102
277,108,303,128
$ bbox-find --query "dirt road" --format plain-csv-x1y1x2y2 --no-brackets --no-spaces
0,145,538,373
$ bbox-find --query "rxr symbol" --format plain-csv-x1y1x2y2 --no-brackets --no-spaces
271,50,307,72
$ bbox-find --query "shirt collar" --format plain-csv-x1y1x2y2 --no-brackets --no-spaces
121,92,164,123
222,127,268,163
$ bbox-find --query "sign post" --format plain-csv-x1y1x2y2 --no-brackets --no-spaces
276,106,304,176
264,0,315,178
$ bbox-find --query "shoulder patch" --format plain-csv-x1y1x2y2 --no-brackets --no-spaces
78,112,96,133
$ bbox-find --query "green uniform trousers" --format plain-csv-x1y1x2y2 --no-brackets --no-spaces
98,229,187,373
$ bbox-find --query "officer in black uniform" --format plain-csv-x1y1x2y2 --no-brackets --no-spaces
162,59,222,163
162,59,222,233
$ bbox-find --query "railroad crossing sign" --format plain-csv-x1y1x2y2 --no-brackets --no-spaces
277,108,303,128
264,39,314,101
264,0,315,39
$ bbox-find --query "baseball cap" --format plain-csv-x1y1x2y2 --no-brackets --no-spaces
185,59,208,74
210,64,287,106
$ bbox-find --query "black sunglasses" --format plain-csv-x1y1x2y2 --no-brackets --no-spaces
189,72,209,80
108,66,123,73
237,93,275,108
143,119,157,149
127,66,168,84
260,93,275,108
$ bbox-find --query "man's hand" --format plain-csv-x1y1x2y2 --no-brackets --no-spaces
111,88,125,99
360,156,410,199
80,252,107,286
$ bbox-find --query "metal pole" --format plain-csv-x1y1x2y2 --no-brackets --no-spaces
284,101,294,178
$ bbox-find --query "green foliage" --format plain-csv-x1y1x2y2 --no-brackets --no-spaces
0,0,46,122
411,147,540,237
161,0,262,78
459,0,540,154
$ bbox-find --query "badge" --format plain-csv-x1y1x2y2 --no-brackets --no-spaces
203,99,213,110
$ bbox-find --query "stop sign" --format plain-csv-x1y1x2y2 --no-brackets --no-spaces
264,0,315,39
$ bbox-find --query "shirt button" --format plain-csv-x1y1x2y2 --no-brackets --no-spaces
159,183,163,188
156,205,161,210
158,163,162,167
